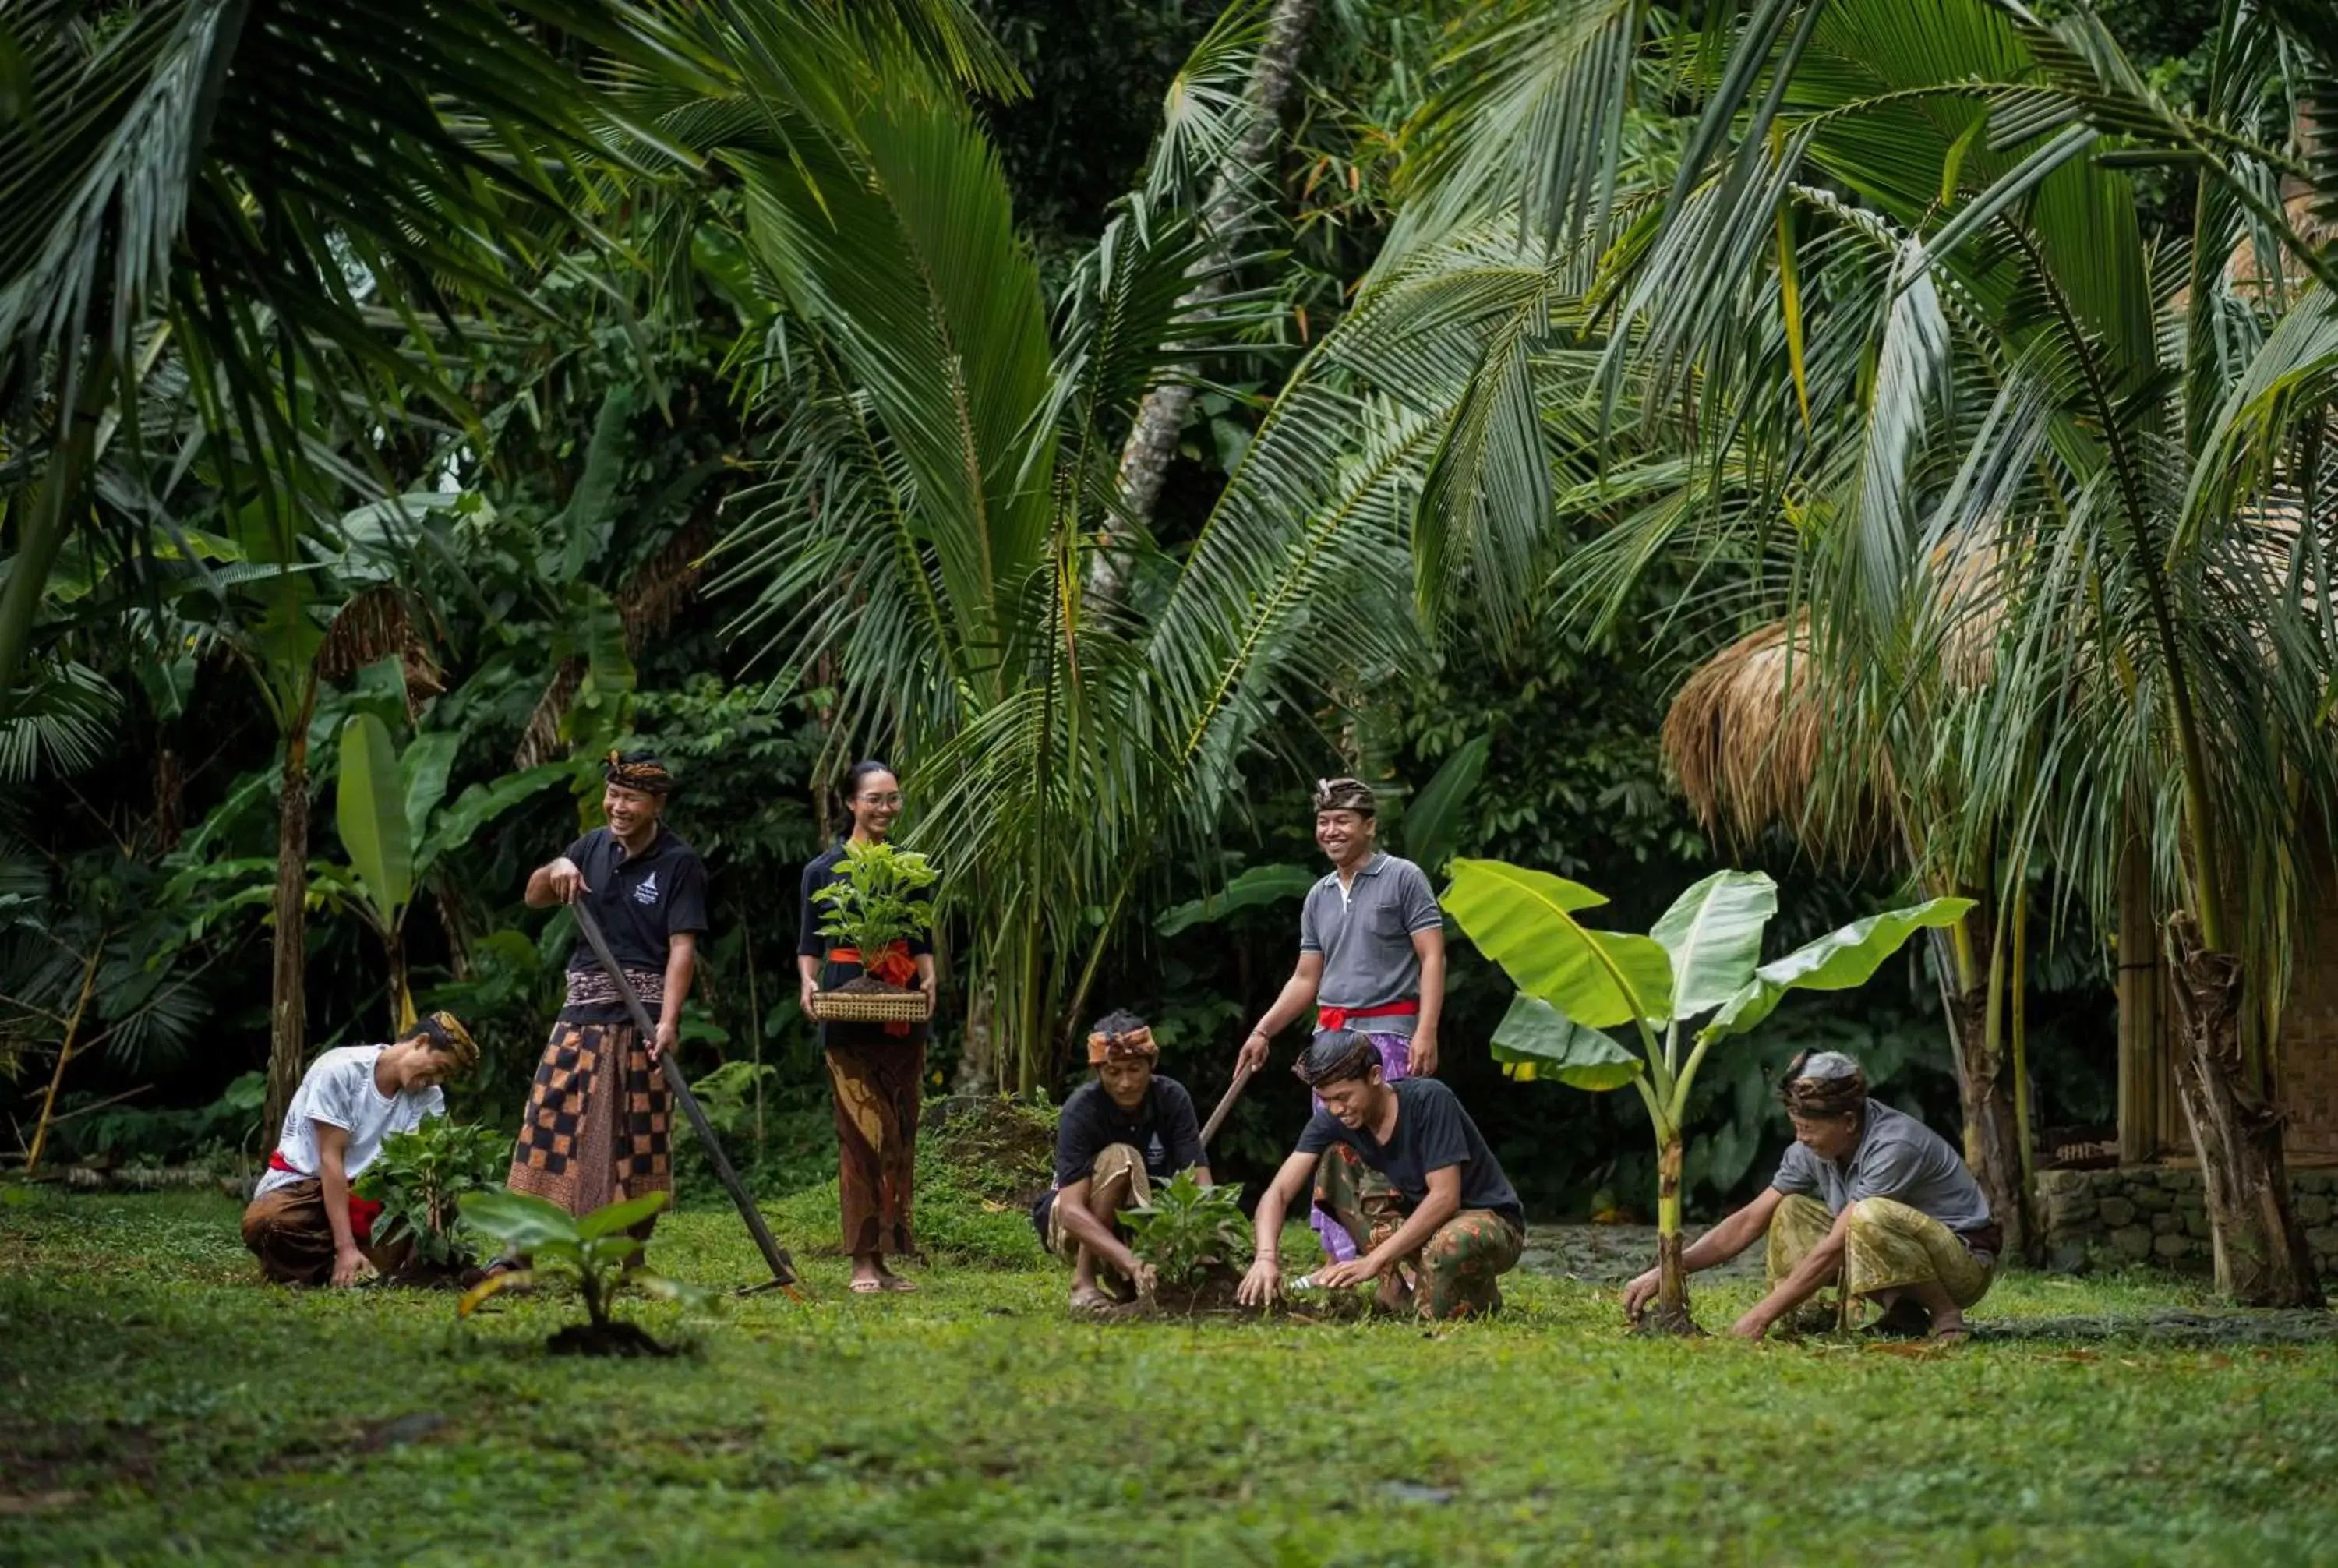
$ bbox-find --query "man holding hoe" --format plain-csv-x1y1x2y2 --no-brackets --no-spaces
503,750,708,1245
1033,1009,1210,1311
1236,776,1447,1260
1237,1030,1524,1319
1622,1051,2000,1342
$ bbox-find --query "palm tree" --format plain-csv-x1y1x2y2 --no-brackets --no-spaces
2,0,1015,1135
704,20,1456,1090
1358,0,2338,1302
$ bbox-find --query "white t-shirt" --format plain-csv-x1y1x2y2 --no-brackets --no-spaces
253,1045,446,1197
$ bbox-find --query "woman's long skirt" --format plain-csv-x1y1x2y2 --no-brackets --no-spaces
825,1027,924,1258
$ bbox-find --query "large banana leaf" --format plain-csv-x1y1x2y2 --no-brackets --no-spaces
336,713,413,922
1648,869,1778,1019
1488,994,1642,1089
1700,896,1974,1044
1440,857,1673,1029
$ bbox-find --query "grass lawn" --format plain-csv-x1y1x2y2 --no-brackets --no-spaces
5,1189,2337,1566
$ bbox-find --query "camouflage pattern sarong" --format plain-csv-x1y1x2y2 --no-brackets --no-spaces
1314,1141,1523,1319
1309,1030,1410,1263
1767,1192,1993,1308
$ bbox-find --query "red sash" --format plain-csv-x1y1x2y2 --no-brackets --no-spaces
1316,998,1420,1032
828,944,920,1037
268,1150,383,1243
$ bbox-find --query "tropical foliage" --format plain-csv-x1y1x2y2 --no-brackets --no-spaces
1442,859,1968,1327
353,1116,510,1271
1125,1167,1248,1289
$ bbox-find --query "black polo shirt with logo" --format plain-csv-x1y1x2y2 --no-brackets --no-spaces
560,825,710,1022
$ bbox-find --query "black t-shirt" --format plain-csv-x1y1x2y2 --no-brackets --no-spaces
560,826,710,1021
1297,1076,1524,1227
1051,1076,1205,1190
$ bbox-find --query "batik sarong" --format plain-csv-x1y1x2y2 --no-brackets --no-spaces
1767,1192,1993,1309
1309,1029,1411,1262
1313,1141,1522,1319
1042,1142,1151,1266
826,1029,923,1257
507,1019,673,1229
240,1180,411,1286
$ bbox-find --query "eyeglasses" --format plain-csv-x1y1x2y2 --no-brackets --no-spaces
856,792,904,807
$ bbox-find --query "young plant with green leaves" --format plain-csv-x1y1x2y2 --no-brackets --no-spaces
1441,860,1969,1332
457,1188,685,1354
811,841,938,989
353,1117,509,1272
1125,1169,1248,1291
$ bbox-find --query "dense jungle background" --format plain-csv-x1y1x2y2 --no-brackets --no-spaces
2,0,2231,1222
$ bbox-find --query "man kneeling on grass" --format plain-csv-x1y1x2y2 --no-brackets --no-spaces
1237,1029,1524,1319
1032,1010,1210,1312
1623,1050,2001,1342
241,1012,479,1287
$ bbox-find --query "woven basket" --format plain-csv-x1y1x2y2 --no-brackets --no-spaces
810,985,933,1025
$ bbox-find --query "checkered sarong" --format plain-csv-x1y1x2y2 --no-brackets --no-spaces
505,1019,671,1221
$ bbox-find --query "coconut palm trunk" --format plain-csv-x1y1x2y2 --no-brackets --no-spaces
263,714,315,1141
1107,0,1319,535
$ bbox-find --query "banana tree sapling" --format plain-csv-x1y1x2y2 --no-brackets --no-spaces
1439,861,1969,1333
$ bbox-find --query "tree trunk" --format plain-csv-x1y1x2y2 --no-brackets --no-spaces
262,723,314,1143
384,926,414,1037
954,977,996,1094
1943,978,2027,1259
1641,1133,1695,1334
1098,0,1319,591
2164,913,2322,1306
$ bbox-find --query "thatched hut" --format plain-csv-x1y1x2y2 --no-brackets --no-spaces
1660,614,2338,1169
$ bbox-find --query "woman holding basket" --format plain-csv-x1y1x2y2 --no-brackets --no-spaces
798,761,938,1293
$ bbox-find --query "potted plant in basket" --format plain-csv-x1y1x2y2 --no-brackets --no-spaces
811,839,938,1025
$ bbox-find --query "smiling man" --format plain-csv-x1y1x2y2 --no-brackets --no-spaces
1235,775,1448,1261
1033,1009,1209,1312
504,750,708,1241
1237,1030,1524,1320
1621,1051,2000,1342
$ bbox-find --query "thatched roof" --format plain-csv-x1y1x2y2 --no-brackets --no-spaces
1658,617,1891,866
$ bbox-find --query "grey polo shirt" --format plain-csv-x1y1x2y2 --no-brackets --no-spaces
1772,1099,1993,1237
1298,852,1443,1037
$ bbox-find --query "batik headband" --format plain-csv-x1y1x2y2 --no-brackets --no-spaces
1086,1025,1159,1066
1779,1049,1867,1117
1294,1029,1379,1087
1312,776,1376,817
605,750,674,796
415,1010,479,1073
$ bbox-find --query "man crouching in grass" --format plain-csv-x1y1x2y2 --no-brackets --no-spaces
1238,1029,1525,1319
1622,1050,2001,1342
241,1012,479,1287
1031,1010,1209,1312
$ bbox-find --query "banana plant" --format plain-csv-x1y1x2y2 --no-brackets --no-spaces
1440,860,1969,1332
327,712,580,1033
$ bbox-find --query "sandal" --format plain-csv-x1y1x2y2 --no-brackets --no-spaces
878,1275,919,1293
848,1277,886,1294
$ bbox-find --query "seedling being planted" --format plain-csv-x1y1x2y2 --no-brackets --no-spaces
457,1188,699,1355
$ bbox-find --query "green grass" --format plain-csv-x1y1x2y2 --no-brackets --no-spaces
5,1191,2337,1566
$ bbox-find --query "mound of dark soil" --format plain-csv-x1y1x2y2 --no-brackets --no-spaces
546,1321,673,1358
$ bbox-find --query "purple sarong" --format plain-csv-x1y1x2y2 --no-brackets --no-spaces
1309,1030,1413,1262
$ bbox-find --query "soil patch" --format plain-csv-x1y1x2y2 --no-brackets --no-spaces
1970,1309,2338,1346
546,1321,674,1358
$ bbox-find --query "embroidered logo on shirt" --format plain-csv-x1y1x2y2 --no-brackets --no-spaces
633,871,660,906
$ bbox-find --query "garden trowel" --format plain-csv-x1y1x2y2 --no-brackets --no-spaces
570,900,803,1298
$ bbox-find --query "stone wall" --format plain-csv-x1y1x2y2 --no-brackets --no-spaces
2036,1167,2338,1274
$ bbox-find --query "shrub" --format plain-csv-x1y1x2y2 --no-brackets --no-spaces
355,1116,508,1269
1126,1169,1246,1288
